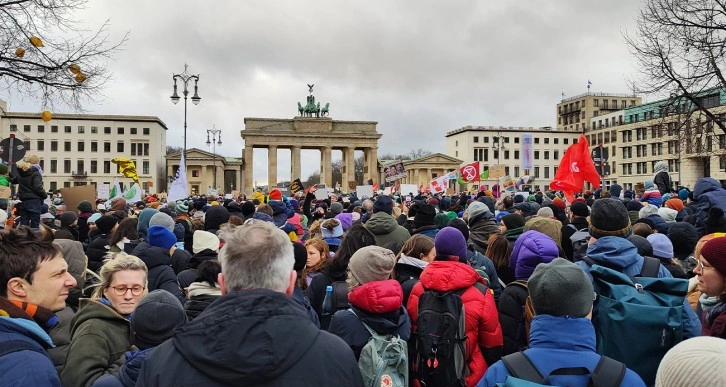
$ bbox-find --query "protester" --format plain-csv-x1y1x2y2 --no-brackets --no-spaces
365,195,411,247
55,211,80,240
131,226,185,303
695,236,726,338
136,221,363,386
177,230,220,289
86,215,119,272
465,201,500,254
184,260,222,320
301,238,330,289
655,336,726,387
62,253,148,387
11,155,47,229
653,161,672,196
0,227,77,386
290,242,320,327
393,234,435,306
108,217,138,254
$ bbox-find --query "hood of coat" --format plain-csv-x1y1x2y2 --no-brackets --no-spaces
694,177,724,199
132,241,172,269
419,260,483,292
510,230,559,280
586,236,641,269
348,279,403,314
170,289,321,384
365,213,400,235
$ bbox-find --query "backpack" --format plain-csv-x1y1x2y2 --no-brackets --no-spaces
567,224,590,262
320,273,351,330
414,282,489,387
505,281,535,350
498,351,625,387
351,310,408,387
581,255,688,386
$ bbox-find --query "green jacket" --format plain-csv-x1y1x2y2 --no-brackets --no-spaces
365,213,411,248
61,299,132,387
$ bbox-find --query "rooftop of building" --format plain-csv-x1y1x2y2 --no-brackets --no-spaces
445,125,574,137
559,91,639,104
1,110,168,130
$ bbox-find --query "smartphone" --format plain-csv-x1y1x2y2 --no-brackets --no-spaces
405,195,412,203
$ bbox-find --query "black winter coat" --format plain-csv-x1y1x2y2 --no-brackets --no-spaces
12,166,46,201
306,268,346,318
498,281,529,356
561,217,589,261
170,248,192,275
86,234,112,272
136,289,363,387
131,242,185,304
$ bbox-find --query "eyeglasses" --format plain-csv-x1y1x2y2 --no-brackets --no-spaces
696,259,715,272
110,285,145,296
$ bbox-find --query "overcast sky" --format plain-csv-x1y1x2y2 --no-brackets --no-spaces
6,1,645,185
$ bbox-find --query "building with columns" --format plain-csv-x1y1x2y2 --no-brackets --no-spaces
381,153,462,186
241,117,380,193
166,148,243,196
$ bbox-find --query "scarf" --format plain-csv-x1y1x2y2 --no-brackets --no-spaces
0,296,58,330
707,301,726,327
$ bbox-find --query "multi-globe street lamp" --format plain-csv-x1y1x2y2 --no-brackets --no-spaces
170,64,200,160
206,126,222,192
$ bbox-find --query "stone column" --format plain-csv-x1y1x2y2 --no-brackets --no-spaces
268,145,278,191
291,146,302,181
320,146,332,186
244,144,254,193
365,147,378,183
201,162,208,193
343,147,355,188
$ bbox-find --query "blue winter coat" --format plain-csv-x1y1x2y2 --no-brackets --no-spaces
0,316,61,386
479,315,645,387
466,246,502,303
693,177,726,232
576,236,701,339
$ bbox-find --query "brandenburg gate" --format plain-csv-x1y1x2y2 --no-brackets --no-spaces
240,86,381,192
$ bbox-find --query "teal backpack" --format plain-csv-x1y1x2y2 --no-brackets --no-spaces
351,310,408,387
584,257,688,386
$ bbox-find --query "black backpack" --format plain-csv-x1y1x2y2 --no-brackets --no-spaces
501,351,626,386
320,273,351,330
414,282,489,387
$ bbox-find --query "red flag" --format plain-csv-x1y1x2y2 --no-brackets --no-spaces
459,162,480,182
549,134,601,202
373,182,379,191
418,182,424,193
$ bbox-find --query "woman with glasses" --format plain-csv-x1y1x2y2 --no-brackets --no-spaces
694,234,726,338
61,253,148,387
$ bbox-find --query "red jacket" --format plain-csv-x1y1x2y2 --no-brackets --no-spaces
407,260,503,387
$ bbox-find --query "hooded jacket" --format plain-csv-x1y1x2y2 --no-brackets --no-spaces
693,177,726,233
394,255,428,307
61,299,132,387
468,209,500,255
86,233,112,273
653,161,671,196
366,212,411,248
136,289,363,387
480,316,645,387
576,236,701,339
131,242,185,303
12,165,46,201
184,281,221,320
328,279,411,360
269,200,297,235
53,238,87,309
407,261,503,387
203,206,230,234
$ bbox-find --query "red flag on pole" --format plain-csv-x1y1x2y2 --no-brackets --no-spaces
549,134,601,202
459,162,480,182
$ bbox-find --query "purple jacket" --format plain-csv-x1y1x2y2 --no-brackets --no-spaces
510,230,559,280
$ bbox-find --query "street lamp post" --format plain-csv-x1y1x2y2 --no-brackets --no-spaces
206,126,222,192
170,64,201,160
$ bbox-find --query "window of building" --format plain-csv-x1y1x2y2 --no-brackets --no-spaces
49,181,57,191
544,138,550,144
51,141,58,152
117,142,124,152
117,127,124,135
51,125,58,133
514,150,520,159
9,124,16,132
534,167,540,178
473,136,479,143
564,138,569,145
544,151,550,159
25,141,31,151
104,127,111,134
78,141,85,152
493,150,499,160
143,161,149,175
76,126,84,134
64,160,71,173
63,182,71,188
514,137,520,144
534,138,540,144
91,160,97,174
514,167,520,177
91,141,97,152
144,143,149,156
23,124,30,132
544,167,550,179
37,125,44,133
37,140,44,151
594,99,599,107
455,141,458,146
104,142,111,152
504,150,510,159
91,126,98,134
64,126,71,133
131,143,136,156
50,160,57,173
504,137,510,143
483,136,489,143
131,127,137,135
143,127,150,135
192,169,200,178
77,160,84,173
64,141,71,152
104,161,111,174
534,150,540,159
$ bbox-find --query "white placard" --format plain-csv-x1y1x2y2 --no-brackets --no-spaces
356,185,374,198
314,189,329,200
399,184,418,196
97,184,110,200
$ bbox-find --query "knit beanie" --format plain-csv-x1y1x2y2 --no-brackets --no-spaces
639,204,659,219
610,183,622,198
347,246,396,289
514,194,524,204
413,204,436,229
699,237,726,277
465,201,489,221
664,198,684,213
536,207,554,218
434,227,468,262
330,202,344,215
667,223,699,260
241,201,256,217
647,233,674,259
570,201,590,217
658,207,678,223
147,226,176,249
193,230,220,254
627,235,653,257
528,258,594,318
678,188,689,201
149,212,175,232
372,195,394,215
626,200,643,212
589,198,631,239
77,200,93,214
552,197,566,211
203,206,230,231
446,218,470,240
175,200,190,215
624,189,633,199
268,188,282,201
655,336,726,387
60,212,77,227
132,290,186,350
95,215,119,235
293,242,307,272
502,213,526,230
434,213,450,230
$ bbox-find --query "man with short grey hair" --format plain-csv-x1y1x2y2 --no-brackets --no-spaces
137,221,363,387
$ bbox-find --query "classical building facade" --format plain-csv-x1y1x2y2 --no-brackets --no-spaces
445,126,580,191
557,92,642,132
166,148,243,196
380,153,462,186
0,100,167,193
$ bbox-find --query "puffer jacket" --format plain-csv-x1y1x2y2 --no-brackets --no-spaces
328,279,411,360
86,234,113,273
407,261,503,387
184,281,221,320
269,200,297,235
497,282,529,356
468,212,500,255
693,177,726,234
509,230,559,281
131,242,185,304
12,165,46,200
366,213,411,247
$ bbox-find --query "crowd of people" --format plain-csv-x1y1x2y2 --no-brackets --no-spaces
2,159,726,386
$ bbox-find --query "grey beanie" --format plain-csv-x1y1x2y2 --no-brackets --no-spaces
132,290,187,349
639,204,660,219
589,198,631,239
347,245,396,291
149,212,175,232
330,202,344,215
528,258,594,318
465,201,490,221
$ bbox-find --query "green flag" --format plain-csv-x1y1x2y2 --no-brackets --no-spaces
480,168,489,180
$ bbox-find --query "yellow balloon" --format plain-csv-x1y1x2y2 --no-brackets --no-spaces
29,36,43,47
75,73,86,84
15,47,25,58
68,64,81,75
41,111,52,122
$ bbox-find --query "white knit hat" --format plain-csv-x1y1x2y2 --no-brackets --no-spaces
193,230,220,254
655,336,726,387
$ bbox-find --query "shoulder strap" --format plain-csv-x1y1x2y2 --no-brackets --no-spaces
472,281,490,297
567,223,578,232
502,352,544,384
0,340,48,359
507,280,528,290
589,355,626,387
579,255,595,266
639,256,660,278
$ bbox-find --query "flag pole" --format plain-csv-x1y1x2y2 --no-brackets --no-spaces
599,143,605,191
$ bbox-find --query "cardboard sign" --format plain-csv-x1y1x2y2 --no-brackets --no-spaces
97,184,110,200
489,164,506,179
314,188,329,201
0,186,10,198
383,160,406,183
356,185,374,198
348,180,357,192
60,184,96,214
